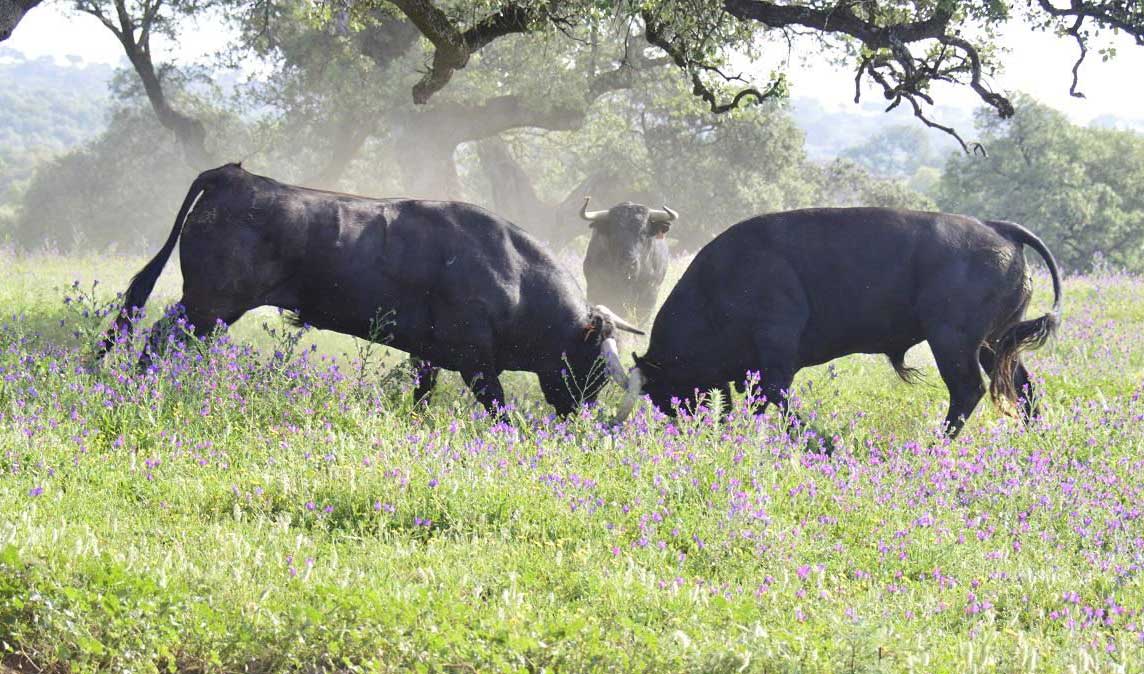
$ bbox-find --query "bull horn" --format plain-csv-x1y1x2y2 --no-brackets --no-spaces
613,366,646,424
599,337,627,386
580,196,608,222
594,304,645,335
647,205,679,224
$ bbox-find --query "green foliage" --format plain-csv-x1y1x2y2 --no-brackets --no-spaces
13,107,194,253
841,124,946,179
639,101,819,246
937,96,1144,272
7,8,934,254
12,98,259,254
813,158,939,212
0,52,112,202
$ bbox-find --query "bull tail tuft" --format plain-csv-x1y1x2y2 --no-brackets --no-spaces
985,220,1063,410
887,351,924,385
95,171,213,359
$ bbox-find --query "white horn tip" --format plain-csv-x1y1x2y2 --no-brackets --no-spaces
612,366,646,424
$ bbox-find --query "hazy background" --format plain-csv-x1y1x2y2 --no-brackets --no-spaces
2,3,1142,272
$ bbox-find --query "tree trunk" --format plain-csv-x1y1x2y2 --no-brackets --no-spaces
77,0,214,169
305,114,374,189
392,129,462,199
475,137,656,249
0,0,41,42
475,138,547,228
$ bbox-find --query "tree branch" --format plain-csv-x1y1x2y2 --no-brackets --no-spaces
1035,0,1144,99
389,0,543,104
643,10,784,114
1066,15,1087,98
722,0,1012,151
723,0,954,48
1036,0,1144,44
402,51,671,147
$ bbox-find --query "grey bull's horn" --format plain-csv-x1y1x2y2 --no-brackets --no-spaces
580,196,608,221
613,366,646,424
648,205,679,223
593,304,645,335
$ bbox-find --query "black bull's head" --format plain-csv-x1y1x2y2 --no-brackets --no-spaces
579,197,679,325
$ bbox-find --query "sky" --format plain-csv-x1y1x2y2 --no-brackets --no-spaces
6,3,1144,126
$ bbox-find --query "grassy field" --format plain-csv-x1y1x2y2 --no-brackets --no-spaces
0,252,1142,673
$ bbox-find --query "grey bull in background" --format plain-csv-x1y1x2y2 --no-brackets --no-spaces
609,207,1063,439
97,163,644,416
579,197,679,326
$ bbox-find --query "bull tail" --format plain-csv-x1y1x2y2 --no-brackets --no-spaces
984,220,1063,410
95,173,212,359
887,350,924,384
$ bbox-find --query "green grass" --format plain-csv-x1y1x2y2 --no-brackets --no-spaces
0,253,1142,673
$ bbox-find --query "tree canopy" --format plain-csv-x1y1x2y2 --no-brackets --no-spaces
377,0,1144,149
3,0,1142,266
938,96,1144,272
2,0,1138,165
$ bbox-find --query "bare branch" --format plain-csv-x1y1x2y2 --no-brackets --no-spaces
643,10,783,114
936,34,1014,118
720,0,1019,151
1036,0,1144,44
859,53,984,156
1034,0,1144,98
1066,15,1088,98
390,0,542,104
723,0,954,48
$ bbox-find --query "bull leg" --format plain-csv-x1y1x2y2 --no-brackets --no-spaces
461,369,506,418
538,371,580,417
757,367,837,453
1012,362,1038,423
411,358,440,406
758,368,798,429
749,328,802,426
931,330,987,438
139,300,242,371
979,347,1038,425
137,308,183,371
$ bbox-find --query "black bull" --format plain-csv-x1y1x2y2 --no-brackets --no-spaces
614,207,1063,438
97,163,643,414
578,198,677,326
